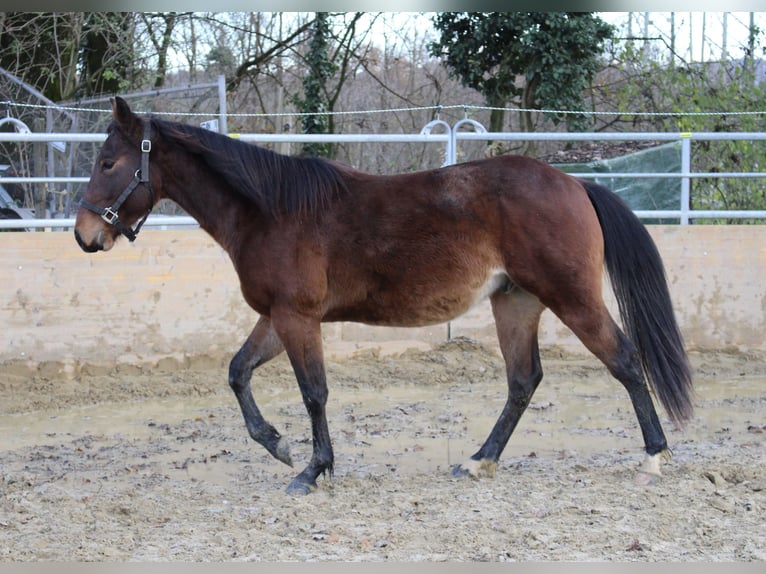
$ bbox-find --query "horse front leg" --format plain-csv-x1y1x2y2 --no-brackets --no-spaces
271,310,333,495
228,315,292,467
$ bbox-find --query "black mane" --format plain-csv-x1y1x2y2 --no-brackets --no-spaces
149,118,348,219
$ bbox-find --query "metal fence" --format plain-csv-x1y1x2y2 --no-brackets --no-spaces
1,121,765,230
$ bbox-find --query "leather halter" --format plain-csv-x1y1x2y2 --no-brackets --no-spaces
80,122,154,242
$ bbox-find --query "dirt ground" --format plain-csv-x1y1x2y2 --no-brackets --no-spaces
1,338,764,562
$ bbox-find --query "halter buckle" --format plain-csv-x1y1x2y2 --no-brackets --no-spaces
141,139,152,153
101,206,120,225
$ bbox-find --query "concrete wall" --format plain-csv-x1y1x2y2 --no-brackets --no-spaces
1,226,764,368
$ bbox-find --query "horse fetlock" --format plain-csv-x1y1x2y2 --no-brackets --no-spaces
285,461,331,495
452,458,497,479
634,449,672,485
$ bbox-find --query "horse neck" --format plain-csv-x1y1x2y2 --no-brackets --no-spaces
157,145,254,253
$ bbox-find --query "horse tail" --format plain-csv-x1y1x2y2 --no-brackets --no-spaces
582,180,694,426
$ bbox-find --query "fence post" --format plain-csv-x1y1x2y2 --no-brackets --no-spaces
680,133,692,225
32,118,47,227
217,75,228,135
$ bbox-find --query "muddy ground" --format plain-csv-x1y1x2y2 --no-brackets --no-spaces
1,338,764,561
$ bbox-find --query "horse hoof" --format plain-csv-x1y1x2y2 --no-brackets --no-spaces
451,458,497,479
635,471,662,486
451,464,473,478
285,478,317,496
274,437,293,468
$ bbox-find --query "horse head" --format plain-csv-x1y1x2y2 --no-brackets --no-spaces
74,97,159,252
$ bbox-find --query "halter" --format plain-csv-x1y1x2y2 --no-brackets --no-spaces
80,122,154,242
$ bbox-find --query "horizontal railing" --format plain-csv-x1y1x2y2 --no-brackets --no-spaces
1,128,765,229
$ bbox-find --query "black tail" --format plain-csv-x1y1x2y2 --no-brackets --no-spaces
583,180,694,425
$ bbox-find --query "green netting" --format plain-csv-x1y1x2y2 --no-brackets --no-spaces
553,141,682,224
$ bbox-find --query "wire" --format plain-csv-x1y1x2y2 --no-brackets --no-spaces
1,99,764,120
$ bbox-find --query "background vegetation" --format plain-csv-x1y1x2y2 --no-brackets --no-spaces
1,12,764,221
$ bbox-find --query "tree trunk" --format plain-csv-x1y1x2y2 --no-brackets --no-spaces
489,106,505,133
517,72,541,155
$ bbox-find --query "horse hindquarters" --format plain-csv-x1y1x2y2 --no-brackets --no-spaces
467,174,688,480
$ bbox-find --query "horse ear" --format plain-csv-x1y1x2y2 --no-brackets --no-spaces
111,97,143,138
112,97,131,122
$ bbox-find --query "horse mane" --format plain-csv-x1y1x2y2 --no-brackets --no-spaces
148,117,348,219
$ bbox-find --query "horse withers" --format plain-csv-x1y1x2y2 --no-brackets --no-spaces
74,97,693,494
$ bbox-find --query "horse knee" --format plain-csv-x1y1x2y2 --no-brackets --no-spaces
228,350,254,392
528,359,544,388
229,320,285,393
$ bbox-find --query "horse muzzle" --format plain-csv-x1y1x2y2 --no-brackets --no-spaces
74,227,114,253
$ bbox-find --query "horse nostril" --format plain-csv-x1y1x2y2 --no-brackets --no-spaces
74,229,85,249
74,229,100,253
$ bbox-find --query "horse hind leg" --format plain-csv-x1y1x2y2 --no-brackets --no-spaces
453,286,545,479
553,300,671,483
228,315,292,467
604,325,673,484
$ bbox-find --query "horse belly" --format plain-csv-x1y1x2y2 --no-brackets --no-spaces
402,267,509,326
332,267,510,327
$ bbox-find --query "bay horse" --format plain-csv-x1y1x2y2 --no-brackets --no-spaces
74,97,693,494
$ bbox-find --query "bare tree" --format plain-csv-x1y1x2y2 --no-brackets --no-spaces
140,12,190,88
0,13,84,101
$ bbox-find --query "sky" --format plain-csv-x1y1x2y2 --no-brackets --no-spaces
600,12,764,62
391,12,766,63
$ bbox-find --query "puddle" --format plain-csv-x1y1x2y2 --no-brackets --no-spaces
0,395,230,451
1,372,762,481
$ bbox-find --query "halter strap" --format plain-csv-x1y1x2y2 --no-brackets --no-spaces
80,122,154,242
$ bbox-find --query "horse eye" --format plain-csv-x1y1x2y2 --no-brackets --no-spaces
101,160,115,171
